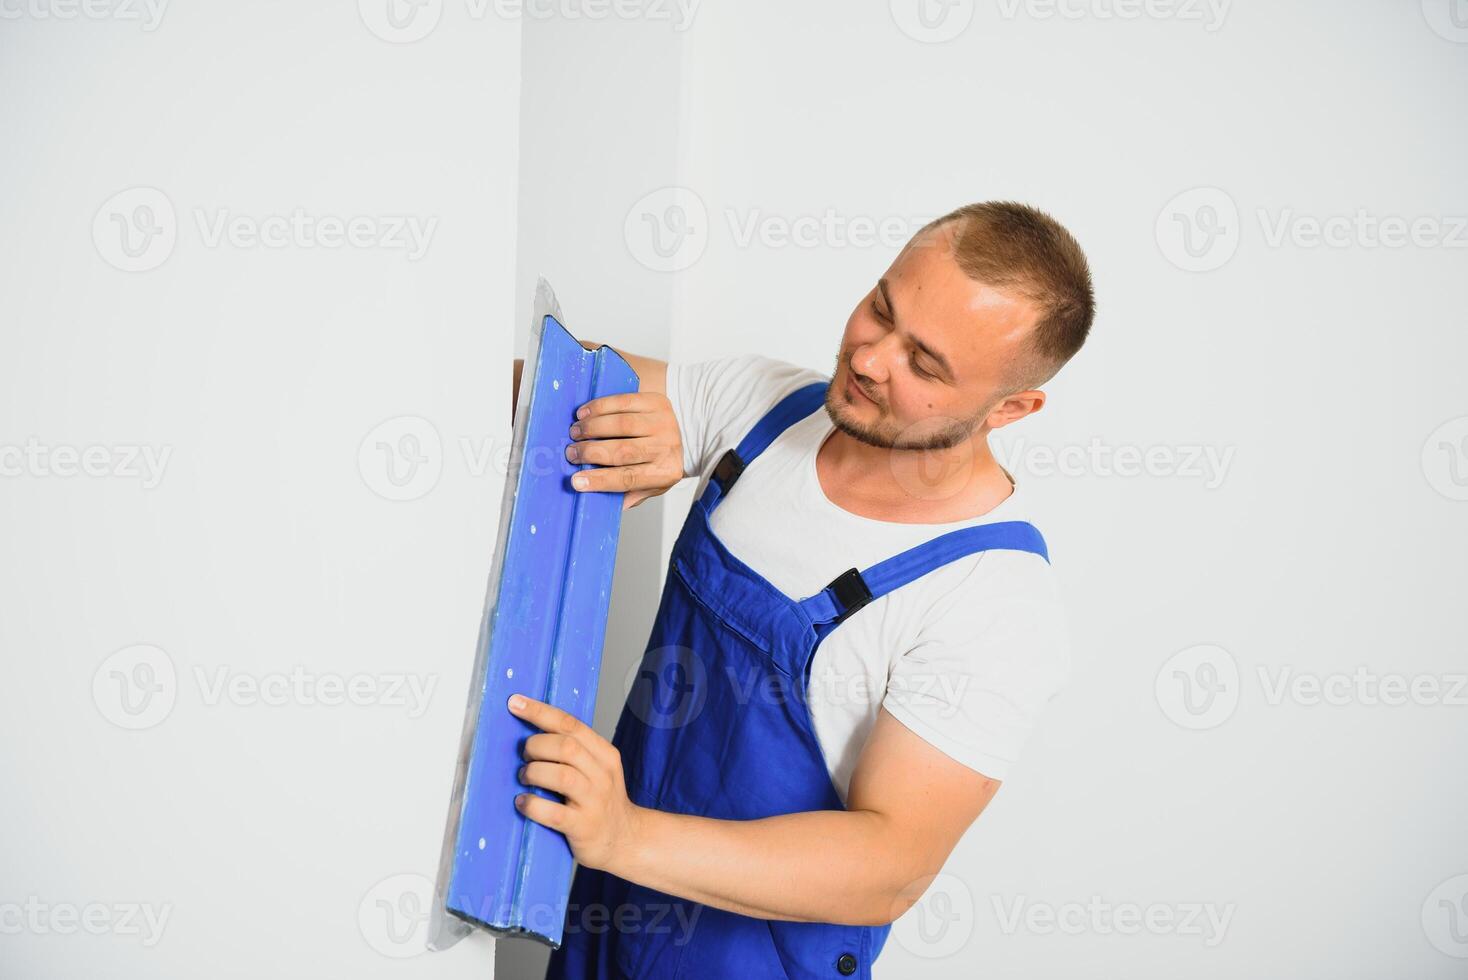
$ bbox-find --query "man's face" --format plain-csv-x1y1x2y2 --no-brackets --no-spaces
826,224,1043,451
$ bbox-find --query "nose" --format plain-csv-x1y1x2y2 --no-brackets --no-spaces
850,331,901,384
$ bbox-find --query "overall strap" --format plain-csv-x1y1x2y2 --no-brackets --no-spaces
702,380,828,510
799,521,1050,628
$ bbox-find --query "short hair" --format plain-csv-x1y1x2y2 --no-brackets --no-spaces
919,201,1095,390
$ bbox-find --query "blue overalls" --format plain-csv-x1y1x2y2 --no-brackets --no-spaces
545,380,1048,980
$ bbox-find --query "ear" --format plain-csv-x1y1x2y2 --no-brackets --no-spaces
985,389,1045,431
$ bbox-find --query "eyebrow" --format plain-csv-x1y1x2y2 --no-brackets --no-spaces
877,278,955,381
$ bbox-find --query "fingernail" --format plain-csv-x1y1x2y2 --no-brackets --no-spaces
514,794,526,809
576,406,588,419
508,695,525,711
565,445,578,462
572,474,587,490
517,766,527,783
569,423,581,438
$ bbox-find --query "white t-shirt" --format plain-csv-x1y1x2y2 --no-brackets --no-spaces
663,354,1070,800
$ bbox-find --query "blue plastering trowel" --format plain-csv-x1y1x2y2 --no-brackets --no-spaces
428,278,638,951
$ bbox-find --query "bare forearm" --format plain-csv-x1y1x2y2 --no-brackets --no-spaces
510,702,992,933
609,806,913,926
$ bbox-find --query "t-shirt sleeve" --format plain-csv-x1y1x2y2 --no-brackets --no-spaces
880,552,1071,782
664,354,829,481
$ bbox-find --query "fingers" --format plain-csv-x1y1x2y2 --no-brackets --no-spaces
522,732,588,766
515,792,570,831
570,461,665,495
519,760,586,798
508,694,582,736
570,412,654,440
510,696,608,768
623,489,663,510
575,392,653,421
567,436,672,468
566,391,683,503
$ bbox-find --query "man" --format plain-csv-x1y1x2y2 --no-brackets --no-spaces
509,201,1094,978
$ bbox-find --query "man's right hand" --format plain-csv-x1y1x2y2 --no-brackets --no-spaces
566,391,684,510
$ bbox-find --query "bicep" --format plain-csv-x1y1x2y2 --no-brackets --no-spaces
846,707,1000,878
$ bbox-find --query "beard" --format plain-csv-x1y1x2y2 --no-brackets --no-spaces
823,354,988,452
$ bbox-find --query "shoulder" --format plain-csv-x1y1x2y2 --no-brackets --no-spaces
880,530,1071,780
666,354,827,414
665,354,829,480
907,533,1070,678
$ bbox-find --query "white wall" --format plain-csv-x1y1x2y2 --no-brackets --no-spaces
642,1,1468,977
0,3,521,977
6,3,1465,979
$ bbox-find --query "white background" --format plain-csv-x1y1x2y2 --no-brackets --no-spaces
3,2,1466,979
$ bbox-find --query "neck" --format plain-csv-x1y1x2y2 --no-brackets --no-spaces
819,423,1014,521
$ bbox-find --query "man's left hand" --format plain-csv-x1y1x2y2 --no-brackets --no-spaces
507,694,645,874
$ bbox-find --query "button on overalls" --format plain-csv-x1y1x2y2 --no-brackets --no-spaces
546,380,1048,980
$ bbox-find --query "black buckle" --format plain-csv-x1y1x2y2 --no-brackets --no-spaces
828,567,873,624
712,449,746,493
